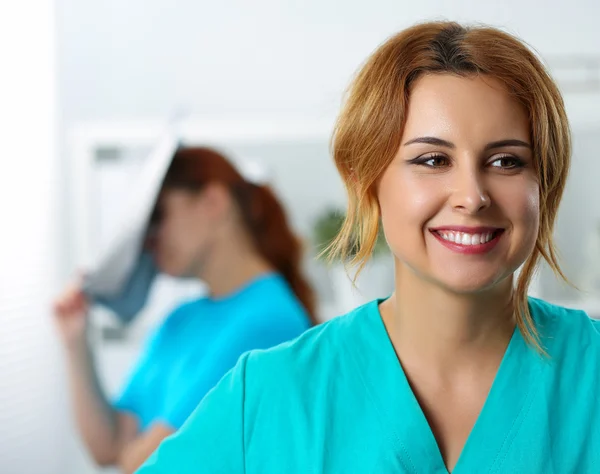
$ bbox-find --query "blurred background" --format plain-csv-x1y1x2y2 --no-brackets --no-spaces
1,1,599,473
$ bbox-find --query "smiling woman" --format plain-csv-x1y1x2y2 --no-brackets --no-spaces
378,74,539,299
136,21,600,474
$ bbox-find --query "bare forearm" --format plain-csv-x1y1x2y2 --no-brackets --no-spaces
65,337,120,465
119,423,174,474
119,441,153,474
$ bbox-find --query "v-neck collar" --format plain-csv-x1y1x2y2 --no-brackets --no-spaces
348,299,548,473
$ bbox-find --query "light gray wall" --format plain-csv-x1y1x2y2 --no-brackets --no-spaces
57,0,600,124
543,129,600,300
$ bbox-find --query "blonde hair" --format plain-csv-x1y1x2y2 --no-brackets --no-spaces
330,21,571,351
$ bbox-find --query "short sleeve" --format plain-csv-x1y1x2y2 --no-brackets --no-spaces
159,311,304,429
112,323,164,417
135,352,248,474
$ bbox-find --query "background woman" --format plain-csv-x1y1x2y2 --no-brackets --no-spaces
54,147,316,473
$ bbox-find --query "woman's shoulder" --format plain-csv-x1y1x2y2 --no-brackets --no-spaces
529,296,600,351
242,301,375,387
164,297,206,321
149,297,208,339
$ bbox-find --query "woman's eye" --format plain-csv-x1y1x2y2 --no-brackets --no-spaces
420,155,449,167
490,155,524,169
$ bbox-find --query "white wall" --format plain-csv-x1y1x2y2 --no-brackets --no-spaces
56,0,600,124
0,2,70,474
543,126,600,300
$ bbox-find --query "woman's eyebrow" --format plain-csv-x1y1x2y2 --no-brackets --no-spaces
403,137,532,151
403,136,454,148
484,139,532,150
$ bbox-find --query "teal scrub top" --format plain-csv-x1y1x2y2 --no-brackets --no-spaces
137,297,600,473
113,272,310,431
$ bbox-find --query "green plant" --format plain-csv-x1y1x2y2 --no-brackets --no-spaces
312,207,388,262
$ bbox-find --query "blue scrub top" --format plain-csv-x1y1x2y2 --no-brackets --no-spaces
137,297,600,473
113,272,310,430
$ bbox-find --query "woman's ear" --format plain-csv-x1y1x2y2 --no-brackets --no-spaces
198,182,233,220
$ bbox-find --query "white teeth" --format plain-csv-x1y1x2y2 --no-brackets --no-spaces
437,231,496,245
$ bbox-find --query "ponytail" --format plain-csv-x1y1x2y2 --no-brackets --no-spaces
164,147,317,325
232,183,318,325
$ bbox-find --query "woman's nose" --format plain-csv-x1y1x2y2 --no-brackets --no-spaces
449,168,491,214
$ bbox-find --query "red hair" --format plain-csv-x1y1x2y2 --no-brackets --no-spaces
330,22,571,351
162,147,317,325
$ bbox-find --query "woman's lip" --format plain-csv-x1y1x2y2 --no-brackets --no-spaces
430,229,504,255
428,225,504,233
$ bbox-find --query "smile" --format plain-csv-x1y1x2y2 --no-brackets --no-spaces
429,227,504,254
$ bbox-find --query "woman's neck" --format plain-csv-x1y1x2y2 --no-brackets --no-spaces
380,266,516,377
195,231,274,299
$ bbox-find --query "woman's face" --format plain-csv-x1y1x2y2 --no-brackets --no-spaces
378,74,539,294
149,187,220,277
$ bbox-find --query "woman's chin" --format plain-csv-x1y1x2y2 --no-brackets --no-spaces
433,273,510,296
155,259,183,278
